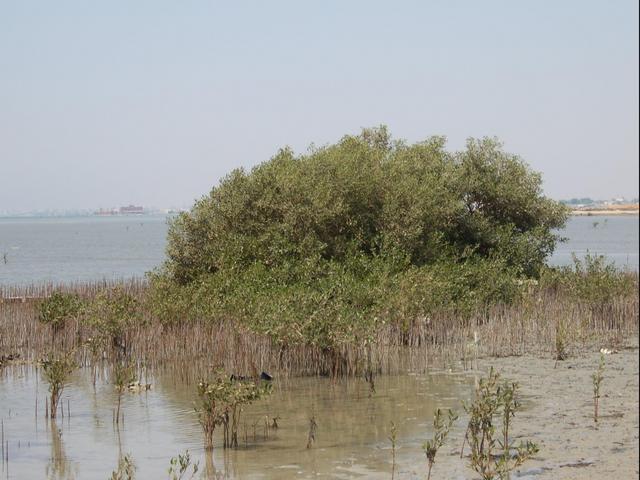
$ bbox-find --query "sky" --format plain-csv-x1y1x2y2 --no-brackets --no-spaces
0,0,638,211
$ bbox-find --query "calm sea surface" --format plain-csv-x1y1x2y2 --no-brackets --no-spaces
0,214,637,286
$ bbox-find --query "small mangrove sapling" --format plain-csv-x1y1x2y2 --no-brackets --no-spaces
168,450,199,480
463,368,538,480
41,351,76,419
110,453,136,480
113,362,136,424
423,409,457,480
196,371,272,450
592,352,605,423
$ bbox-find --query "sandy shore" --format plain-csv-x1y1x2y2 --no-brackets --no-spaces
475,340,639,479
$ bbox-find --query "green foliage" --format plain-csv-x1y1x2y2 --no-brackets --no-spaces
196,370,272,449
423,409,458,480
148,127,567,355
541,254,636,305
113,362,136,392
86,287,141,345
162,128,565,282
38,291,83,330
564,253,636,305
41,351,76,419
168,450,199,480
463,368,538,479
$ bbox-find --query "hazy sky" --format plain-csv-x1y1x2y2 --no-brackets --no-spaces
1,1,638,211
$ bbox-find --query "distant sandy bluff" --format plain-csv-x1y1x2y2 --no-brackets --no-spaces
571,203,639,216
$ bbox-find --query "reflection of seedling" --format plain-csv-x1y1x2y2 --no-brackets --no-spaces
306,416,317,449
168,450,199,480
113,362,136,425
423,409,457,480
463,368,538,480
110,453,135,480
592,353,605,423
388,421,397,480
41,351,76,419
365,369,376,396
271,416,280,429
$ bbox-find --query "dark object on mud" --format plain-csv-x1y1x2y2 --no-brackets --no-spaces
229,371,273,382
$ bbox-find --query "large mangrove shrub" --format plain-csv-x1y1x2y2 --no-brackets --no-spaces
151,127,567,357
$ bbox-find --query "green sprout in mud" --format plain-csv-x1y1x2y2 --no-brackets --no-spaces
423,408,457,480
592,353,605,423
463,368,539,480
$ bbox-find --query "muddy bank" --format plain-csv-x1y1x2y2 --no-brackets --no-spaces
0,338,637,479
474,341,639,479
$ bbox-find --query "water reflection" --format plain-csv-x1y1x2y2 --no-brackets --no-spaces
45,420,75,480
0,364,474,479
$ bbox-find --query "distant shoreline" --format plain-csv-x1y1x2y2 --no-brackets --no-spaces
571,209,639,216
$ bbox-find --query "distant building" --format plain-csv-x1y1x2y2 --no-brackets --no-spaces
95,208,118,216
119,205,144,215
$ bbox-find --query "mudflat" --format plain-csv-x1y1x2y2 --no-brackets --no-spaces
476,341,639,479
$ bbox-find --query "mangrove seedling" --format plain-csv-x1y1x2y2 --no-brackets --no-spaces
168,450,199,480
196,370,272,450
113,362,136,425
388,421,397,480
423,409,457,480
196,377,225,450
463,368,539,480
110,453,136,480
41,351,76,419
592,353,605,423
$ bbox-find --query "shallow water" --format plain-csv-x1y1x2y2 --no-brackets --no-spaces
0,365,475,479
0,215,168,286
0,214,638,286
551,215,639,270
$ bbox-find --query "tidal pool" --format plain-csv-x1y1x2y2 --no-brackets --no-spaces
0,365,475,479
